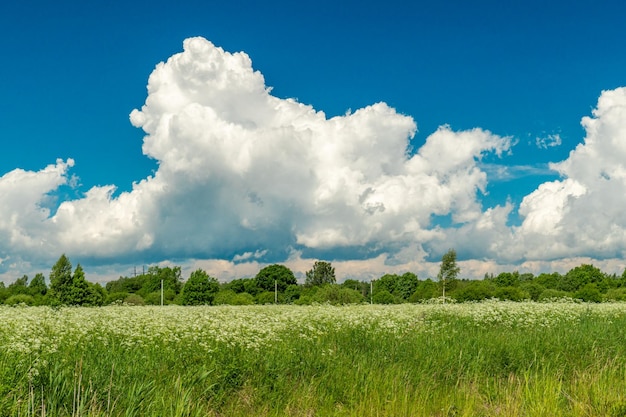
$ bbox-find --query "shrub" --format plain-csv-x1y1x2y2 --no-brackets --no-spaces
4,294,35,306
123,294,145,305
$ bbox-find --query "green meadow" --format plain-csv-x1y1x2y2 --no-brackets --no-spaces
2,302,626,416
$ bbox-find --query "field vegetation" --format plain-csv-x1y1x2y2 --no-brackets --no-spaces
3,302,626,416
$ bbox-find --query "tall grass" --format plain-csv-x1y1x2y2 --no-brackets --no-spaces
2,302,626,416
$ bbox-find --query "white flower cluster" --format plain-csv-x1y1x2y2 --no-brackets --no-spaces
2,302,625,379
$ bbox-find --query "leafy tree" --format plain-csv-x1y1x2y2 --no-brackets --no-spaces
493,272,520,287
374,274,399,294
372,289,396,304
181,269,220,305
283,284,302,303
305,261,336,286
28,273,47,296
494,286,528,301
574,283,602,303
0,283,8,303
409,279,439,302
49,254,74,304
312,285,364,305
396,272,419,300
255,264,297,293
453,280,495,302
67,264,91,305
520,282,545,301
438,249,460,300
5,294,35,306
139,266,183,297
8,275,29,295
561,264,606,292
85,282,106,306
534,272,562,290
124,294,146,305
214,290,254,305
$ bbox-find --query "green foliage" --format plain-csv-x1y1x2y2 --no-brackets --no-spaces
574,283,603,303
48,254,73,303
605,288,626,301
106,292,130,305
48,257,100,306
409,279,439,302
538,289,571,301
7,275,29,295
28,273,47,296
452,280,496,302
283,284,301,303
255,291,281,304
520,282,546,301
139,266,183,297
106,274,147,294
535,272,563,290
561,264,607,292
4,294,35,306
181,269,220,305
123,294,146,305
494,286,528,301
493,271,520,287
214,290,254,305
374,274,399,294
305,261,336,286
254,264,296,292
395,272,419,300
438,249,460,299
311,284,364,305
372,289,396,304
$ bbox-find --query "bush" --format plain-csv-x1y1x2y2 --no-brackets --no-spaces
312,285,364,305
106,292,129,305
574,284,603,303
372,290,396,304
538,289,571,301
4,294,35,306
494,286,529,301
605,288,626,301
123,294,145,306
214,290,255,305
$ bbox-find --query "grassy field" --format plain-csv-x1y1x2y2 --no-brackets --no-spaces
2,301,626,416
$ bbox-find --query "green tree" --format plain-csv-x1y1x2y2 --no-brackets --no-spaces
255,264,297,293
312,285,364,305
139,266,183,297
49,254,74,304
28,273,47,296
181,269,220,305
409,279,439,302
305,261,336,287
561,264,606,292
438,249,460,301
396,272,419,301
7,275,29,297
493,271,520,287
66,264,90,305
574,283,603,302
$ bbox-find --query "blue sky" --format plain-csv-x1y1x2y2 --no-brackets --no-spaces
1,0,626,283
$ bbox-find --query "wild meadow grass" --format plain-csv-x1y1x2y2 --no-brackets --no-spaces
2,301,626,416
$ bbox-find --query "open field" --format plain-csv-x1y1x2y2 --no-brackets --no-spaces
2,301,626,416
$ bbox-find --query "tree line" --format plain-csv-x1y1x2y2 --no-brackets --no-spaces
2,251,626,306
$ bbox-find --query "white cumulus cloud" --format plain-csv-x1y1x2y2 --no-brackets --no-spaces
4,37,626,283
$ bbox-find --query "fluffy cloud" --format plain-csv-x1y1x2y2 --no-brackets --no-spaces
2,37,625,283
514,87,626,261
125,37,511,260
